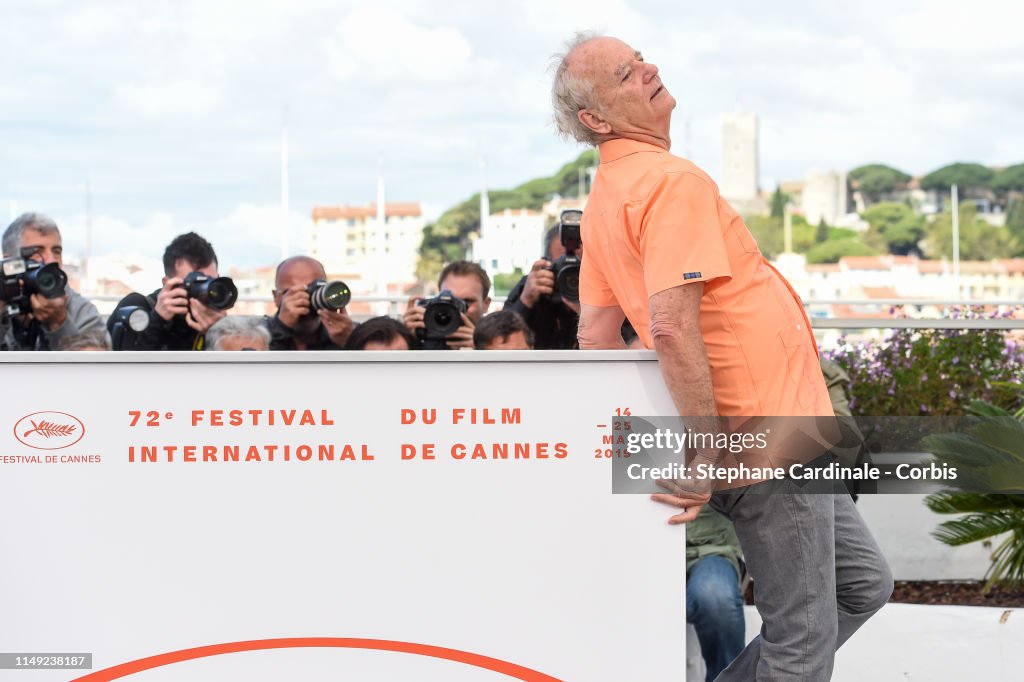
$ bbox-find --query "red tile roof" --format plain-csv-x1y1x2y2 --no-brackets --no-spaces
312,202,422,221
840,256,889,271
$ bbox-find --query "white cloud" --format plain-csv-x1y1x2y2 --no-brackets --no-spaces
326,7,476,84
114,81,224,120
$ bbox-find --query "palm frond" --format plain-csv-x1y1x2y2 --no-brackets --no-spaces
932,512,1024,547
926,493,1024,514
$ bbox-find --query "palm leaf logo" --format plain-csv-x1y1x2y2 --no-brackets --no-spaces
23,420,77,439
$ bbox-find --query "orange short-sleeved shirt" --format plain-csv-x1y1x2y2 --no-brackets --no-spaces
581,139,832,417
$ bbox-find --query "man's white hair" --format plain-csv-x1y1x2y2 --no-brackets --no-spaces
550,31,605,146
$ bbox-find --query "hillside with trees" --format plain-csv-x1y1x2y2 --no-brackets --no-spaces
416,150,596,281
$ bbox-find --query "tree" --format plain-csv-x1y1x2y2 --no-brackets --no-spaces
992,163,1024,197
815,218,829,243
492,269,525,295
805,239,878,264
745,215,783,259
921,162,995,192
849,164,911,203
861,202,926,256
925,202,1020,261
770,185,789,218
789,214,818,253
1007,199,1024,254
416,149,598,279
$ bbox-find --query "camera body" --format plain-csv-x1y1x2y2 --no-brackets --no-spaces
548,209,583,303
0,257,68,317
181,272,238,311
416,289,468,349
306,279,351,312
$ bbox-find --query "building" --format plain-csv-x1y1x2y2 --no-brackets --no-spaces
802,170,850,226
471,208,548,275
720,113,759,208
781,253,1024,303
305,202,425,290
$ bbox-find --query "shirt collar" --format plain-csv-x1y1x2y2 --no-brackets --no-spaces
598,138,667,164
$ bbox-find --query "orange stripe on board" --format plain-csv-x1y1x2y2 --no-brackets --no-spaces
70,637,563,682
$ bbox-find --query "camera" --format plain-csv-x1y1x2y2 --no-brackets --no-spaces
108,305,150,350
416,289,468,349
307,279,351,312
181,272,238,311
0,257,68,316
549,209,582,303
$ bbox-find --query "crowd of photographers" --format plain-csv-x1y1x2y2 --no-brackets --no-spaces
0,209,590,354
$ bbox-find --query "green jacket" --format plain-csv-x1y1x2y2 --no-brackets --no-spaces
686,506,743,578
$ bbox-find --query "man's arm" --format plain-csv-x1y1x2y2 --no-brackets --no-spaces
648,283,717,417
577,302,626,349
648,283,720,524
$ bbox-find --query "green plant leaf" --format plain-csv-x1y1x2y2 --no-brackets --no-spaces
967,400,1012,417
926,493,1024,514
932,513,1022,546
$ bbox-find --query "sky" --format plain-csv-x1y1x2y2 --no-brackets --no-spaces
2,0,1022,269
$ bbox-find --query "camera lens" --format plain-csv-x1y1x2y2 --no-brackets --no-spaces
36,271,56,291
208,282,230,305
25,262,68,299
192,275,238,311
556,265,580,302
310,280,351,311
425,302,461,336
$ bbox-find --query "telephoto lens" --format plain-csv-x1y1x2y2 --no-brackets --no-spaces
307,279,351,311
23,261,68,299
182,272,238,311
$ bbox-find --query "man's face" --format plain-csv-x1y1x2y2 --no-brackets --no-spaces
485,331,531,350
168,259,218,281
571,37,676,140
440,273,490,324
273,258,326,304
20,228,63,266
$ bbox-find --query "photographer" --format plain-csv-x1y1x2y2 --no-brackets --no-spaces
403,260,491,350
268,255,353,350
503,223,582,350
1,213,104,351
109,232,234,351
344,316,415,351
474,310,534,350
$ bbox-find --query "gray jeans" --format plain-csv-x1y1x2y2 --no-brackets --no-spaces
709,480,893,681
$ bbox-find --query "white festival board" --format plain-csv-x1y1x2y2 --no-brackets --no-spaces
1,351,685,682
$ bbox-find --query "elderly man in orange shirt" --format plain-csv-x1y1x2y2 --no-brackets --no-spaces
553,33,892,680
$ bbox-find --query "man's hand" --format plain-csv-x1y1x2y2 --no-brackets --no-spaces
520,259,554,308
29,293,69,332
154,278,190,322
185,298,226,334
403,296,425,333
445,312,475,350
651,470,715,525
276,287,312,330
320,307,354,347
